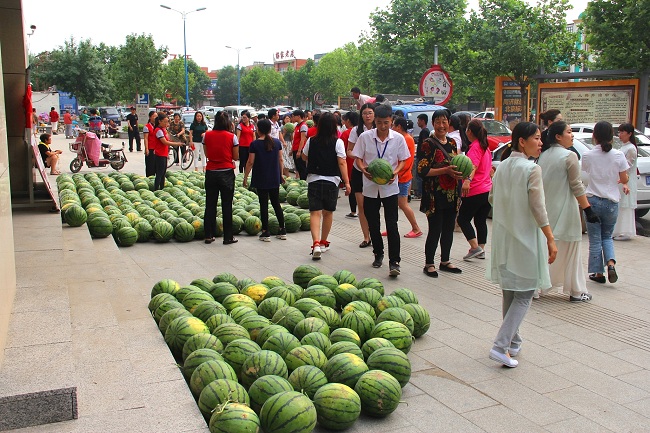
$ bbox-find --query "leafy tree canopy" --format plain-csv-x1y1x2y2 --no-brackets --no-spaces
111,34,167,103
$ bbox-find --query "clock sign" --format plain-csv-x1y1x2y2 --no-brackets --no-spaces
419,65,453,105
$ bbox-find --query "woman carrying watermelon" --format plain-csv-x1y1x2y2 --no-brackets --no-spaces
488,122,557,367
418,109,464,277
243,118,286,242
458,119,492,261
203,111,240,245
302,112,351,259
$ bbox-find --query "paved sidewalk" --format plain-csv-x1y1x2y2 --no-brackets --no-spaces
3,133,650,432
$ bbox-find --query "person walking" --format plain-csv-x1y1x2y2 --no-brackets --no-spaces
236,110,256,174
458,119,492,261
347,103,375,248
418,109,463,277
143,111,157,177
613,123,638,240
126,106,142,152
488,122,557,367
49,107,60,134
341,111,359,219
151,113,179,190
291,110,309,180
303,112,351,259
581,121,630,284
203,111,240,245
63,110,73,138
353,104,410,276
281,114,295,178
243,119,287,242
537,120,600,302
190,112,209,172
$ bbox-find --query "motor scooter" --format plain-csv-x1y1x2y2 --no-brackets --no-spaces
69,129,127,173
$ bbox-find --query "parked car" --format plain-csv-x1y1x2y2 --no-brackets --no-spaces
391,102,447,138
99,107,121,125
479,119,512,151
571,123,650,146
474,111,495,119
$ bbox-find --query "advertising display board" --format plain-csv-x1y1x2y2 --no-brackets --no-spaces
494,77,529,123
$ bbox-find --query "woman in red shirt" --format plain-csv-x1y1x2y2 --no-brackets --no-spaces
235,110,256,173
203,111,240,245
151,113,177,190
142,110,158,177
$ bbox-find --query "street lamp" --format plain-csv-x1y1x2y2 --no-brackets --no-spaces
225,46,251,105
160,5,206,108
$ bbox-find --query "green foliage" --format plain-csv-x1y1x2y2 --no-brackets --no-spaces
311,44,360,103
214,66,239,106
111,34,167,103
240,67,286,106
582,0,650,72
285,59,316,107
160,58,211,106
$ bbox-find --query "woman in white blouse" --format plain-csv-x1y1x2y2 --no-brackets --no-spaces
612,123,638,240
581,121,629,284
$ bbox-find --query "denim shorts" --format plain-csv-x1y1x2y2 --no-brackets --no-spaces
398,180,412,197
308,180,339,212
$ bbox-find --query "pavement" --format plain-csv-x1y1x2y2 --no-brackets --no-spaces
2,132,650,432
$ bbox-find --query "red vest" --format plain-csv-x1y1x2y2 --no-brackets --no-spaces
204,130,236,171
152,127,170,157
292,121,306,152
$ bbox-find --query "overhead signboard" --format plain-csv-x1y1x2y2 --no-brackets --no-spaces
419,65,453,105
494,77,530,124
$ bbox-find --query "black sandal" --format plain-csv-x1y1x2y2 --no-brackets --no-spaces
223,238,239,245
423,265,438,278
439,262,462,274
204,237,215,244
359,239,372,248
589,274,606,284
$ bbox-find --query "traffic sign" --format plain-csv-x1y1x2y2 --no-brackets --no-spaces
137,93,149,104
419,65,453,105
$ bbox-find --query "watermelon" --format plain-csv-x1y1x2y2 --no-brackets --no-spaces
174,285,202,303
332,269,357,286
307,275,339,291
158,308,193,334
208,402,260,433
356,278,384,295
237,278,257,291
134,219,153,242
164,316,210,356
362,337,395,360
366,347,411,387
268,215,280,235
342,300,376,319
292,298,321,316
239,315,271,341
332,284,359,308
87,216,113,238
354,370,402,417
292,264,323,289
288,365,327,399
248,374,294,414
402,303,431,338
329,328,361,347
255,325,289,346
284,213,301,233
375,295,406,316
370,321,413,354
262,332,301,359
231,215,244,234
193,301,227,323
64,204,87,227
244,215,263,235
190,278,214,291
299,213,310,231
296,192,309,209
182,333,224,361
451,153,473,178
292,317,329,340
284,284,304,299
183,348,223,380
261,276,285,288
264,286,296,306
240,350,289,389
182,291,215,313
376,307,415,334
367,158,394,185
152,220,174,242
260,391,317,433
148,293,176,312
322,353,369,388
198,379,250,419
391,287,419,304
152,300,184,323
355,288,382,308
284,345,328,372
173,221,195,242
271,306,305,331
222,293,258,312
211,323,251,346
257,297,288,319
301,285,336,309
326,341,364,360
305,306,340,331
300,332,331,354
207,282,239,303
312,383,361,431
340,310,375,343
213,272,239,286
241,284,269,305
230,306,258,324
205,314,236,332
222,339,262,378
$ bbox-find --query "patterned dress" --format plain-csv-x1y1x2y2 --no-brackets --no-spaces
417,136,461,216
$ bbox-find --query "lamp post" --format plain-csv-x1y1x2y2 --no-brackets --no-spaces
225,46,251,105
160,5,206,108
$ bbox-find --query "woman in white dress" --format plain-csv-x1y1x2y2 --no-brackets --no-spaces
488,122,557,367
613,123,637,240
537,121,600,302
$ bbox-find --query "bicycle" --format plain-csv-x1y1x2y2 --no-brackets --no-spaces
167,144,194,170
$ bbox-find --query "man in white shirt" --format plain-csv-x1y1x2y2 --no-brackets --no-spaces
353,104,411,276
268,108,286,149
351,87,371,110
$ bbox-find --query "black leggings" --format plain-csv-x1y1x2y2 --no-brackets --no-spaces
154,155,167,190
457,192,491,244
348,191,357,213
238,147,249,173
425,207,457,264
258,188,285,231
145,152,156,177
204,170,235,240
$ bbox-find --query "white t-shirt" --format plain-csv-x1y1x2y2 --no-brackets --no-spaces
270,121,282,140
352,129,410,198
582,145,629,203
356,94,371,109
303,138,346,185
348,125,371,170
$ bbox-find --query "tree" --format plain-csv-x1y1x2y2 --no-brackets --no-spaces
160,58,211,107
285,59,315,108
311,44,360,103
582,0,650,72
214,66,239,106
240,66,286,106
111,34,167,103
32,37,112,105
470,0,578,119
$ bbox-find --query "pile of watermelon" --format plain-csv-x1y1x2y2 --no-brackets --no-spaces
149,265,431,433
55,171,312,247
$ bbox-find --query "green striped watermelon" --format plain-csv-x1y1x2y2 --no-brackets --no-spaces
322,353,368,388
356,278,384,295
342,300,376,319
190,278,214,291
221,338,262,379
284,213,301,233
271,306,305,331
284,345,328,372
451,154,473,178
307,275,339,291
305,306,341,331
244,215,263,235
288,365,327,399
293,317,330,340
340,310,375,343
198,379,250,419
264,286,297,306
88,216,113,238
255,325,289,347
148,293,176,312
230,306,258,324
261,276,285,288
152,300,184,323
182,333,224,361
366,347,411,387
262,332,301,359
134,220,153,242
355,288,382,308
211,323,251,346
376,307,415,335
402,303,431,338
367,158,394,185
313,383,361,430
375,295,406,316
354,370,402,417
332,269,357,286
164,316,210,356
257,297,288,320
239,315,271,341
114,226,138,246
158,308,193,334
301,285,336,309
300,332,331,354
207,282,239,303
212,272,239,286
326,341,364,360
193,301,227,323
183,348,224,380
260,391,317,433
370,321,413,354
64,204,87,226
292,298,321,316
205,314,236,333
332,284,359,308
174,221,195,242
292,265,323,289
208,402,260,433
391,287,419,304
221,294,258,312
329,327,361,347
284,284,304,299
182,291,215,314
361,337,395,360
296,192,309,209
152,220,174,242
248,374,294,414
240,350,289,389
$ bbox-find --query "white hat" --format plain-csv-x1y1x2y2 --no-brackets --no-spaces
249,111,258,117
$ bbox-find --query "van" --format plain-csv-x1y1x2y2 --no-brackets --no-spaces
224,105,256,120
391,102,447,138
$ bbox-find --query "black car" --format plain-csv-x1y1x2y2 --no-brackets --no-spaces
99,107,121,125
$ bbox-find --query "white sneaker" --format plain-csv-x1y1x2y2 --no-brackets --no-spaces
508,346,521,357
489,349,518,367
311,244,321,260
463,247,484,261
319,240,330,252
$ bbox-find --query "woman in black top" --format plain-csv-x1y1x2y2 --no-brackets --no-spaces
190,112,209,172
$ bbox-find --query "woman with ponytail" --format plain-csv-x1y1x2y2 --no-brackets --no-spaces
457,119,492,260
613,123,638,240
151,113,179,190
243,118,286,242
448,114,470,154
581,121,630,284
